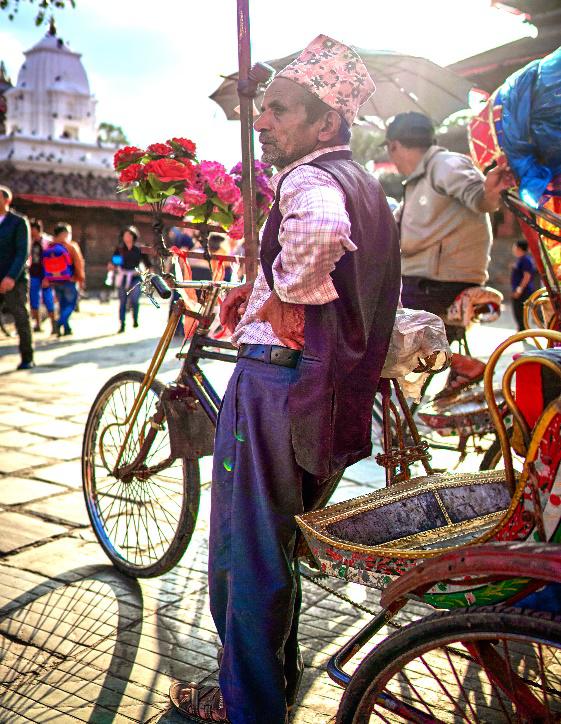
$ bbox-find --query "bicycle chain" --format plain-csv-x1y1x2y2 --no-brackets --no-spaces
299,568,401,629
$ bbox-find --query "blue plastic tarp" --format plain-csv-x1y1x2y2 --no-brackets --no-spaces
497,46,561,208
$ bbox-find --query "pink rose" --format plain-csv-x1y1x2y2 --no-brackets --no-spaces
163,196,187,217
232,197,244,216
216,182,241,205
199,160,227,185
183,188,208,207
228,217,245,241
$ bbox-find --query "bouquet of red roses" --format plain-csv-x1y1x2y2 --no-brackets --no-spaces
114,138,197,206
115,140,274,239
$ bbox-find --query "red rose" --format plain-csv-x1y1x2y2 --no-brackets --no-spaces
114,146,144,170
119,163,144,183
144,158,195,183
146,142,173,156
168,137,197,157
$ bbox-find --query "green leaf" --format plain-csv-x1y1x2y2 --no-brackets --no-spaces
132,186,146,205
213,197,229,213
147,173,164,191
185,203,209,223
211,210,234,228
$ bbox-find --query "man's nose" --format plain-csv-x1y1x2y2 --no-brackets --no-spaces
253,111,268,131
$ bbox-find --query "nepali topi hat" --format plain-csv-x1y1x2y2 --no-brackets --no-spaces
276,34,376,128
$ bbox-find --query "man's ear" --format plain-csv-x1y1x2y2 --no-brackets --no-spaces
317,110,342,143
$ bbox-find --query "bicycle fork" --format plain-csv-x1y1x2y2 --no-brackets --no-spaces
99,301,184,478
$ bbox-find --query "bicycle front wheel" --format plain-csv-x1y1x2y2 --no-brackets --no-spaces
337,606,561,723
82,370,200,577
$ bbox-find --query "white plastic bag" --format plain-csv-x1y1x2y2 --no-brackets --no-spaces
381,308,450,401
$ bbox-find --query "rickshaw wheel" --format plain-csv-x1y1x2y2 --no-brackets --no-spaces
336,606,561,723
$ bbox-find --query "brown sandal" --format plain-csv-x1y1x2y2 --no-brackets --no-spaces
169,681,230,722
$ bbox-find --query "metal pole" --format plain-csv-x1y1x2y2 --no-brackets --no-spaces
236,0,258,282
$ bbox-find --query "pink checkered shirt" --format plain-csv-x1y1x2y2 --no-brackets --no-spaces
232,145,355,347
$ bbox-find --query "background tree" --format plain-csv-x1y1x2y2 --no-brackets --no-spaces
97,122,129,148
0,0,76,25
350,121,386,168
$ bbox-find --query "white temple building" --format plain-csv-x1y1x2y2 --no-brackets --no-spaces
0,23,146,289
0,23,114,175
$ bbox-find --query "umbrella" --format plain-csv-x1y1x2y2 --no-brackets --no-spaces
210,48,474,125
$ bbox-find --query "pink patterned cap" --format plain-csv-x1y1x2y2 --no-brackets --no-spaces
276,34,375,127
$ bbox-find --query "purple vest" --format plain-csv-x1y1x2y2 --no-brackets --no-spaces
260,150,401,477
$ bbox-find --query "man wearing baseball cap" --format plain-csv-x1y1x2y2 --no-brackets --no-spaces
384,111,513,395
170,35,401,723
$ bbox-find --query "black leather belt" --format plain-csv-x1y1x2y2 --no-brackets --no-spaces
237,344,302,368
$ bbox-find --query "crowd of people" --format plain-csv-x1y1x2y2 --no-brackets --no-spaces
0,185,88,369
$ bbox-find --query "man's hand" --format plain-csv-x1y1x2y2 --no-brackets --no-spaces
480,159,516,212
0,277,15,294
220,282,254,332
257,291,304,350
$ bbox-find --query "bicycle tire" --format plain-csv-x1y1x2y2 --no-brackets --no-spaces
82,370,200,578
336,606,561,723
480,437,502,471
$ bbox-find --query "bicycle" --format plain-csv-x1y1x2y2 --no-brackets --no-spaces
82,263,239,577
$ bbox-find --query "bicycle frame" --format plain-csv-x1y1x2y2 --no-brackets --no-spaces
100,277,238,480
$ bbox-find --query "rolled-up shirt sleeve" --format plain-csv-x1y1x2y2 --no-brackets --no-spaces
272,165,355,304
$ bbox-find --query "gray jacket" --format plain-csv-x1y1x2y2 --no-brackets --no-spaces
397,146,492,285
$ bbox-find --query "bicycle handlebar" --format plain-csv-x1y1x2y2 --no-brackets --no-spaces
149,274,172,300
173,279,241,291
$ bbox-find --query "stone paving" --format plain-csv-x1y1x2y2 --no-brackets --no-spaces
0,295,520,722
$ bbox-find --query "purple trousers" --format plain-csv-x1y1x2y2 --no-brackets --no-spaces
209,358,335,724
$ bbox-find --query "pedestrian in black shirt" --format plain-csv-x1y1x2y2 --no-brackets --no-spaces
0,185,34,369
108,226,148,333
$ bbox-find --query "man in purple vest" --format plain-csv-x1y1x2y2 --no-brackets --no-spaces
170,35,400,724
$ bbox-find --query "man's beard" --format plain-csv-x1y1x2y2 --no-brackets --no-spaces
260,143,284,168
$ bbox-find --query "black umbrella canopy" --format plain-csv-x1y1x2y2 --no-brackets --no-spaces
210,48,474,125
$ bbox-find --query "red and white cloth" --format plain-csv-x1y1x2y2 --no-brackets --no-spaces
232,145,355,347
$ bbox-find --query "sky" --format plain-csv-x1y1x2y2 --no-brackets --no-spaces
0,0,534,167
